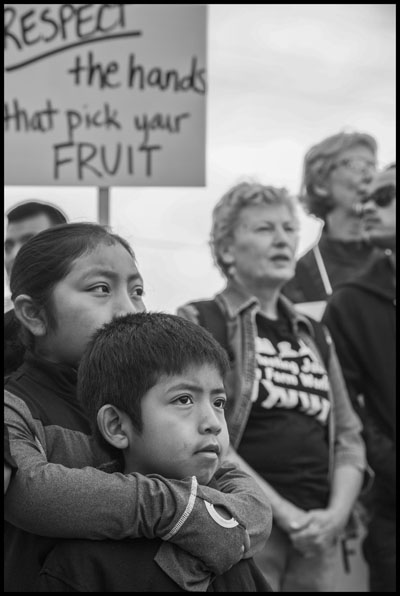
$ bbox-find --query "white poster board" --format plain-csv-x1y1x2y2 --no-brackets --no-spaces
4,4,207,186
294,300,327,322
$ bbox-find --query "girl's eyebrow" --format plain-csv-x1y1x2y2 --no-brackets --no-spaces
81,268,143,283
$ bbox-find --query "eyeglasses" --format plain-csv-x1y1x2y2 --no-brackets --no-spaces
331,157,377,175
362,185,396,208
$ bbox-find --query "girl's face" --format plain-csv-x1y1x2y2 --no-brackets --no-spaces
38,242,145,367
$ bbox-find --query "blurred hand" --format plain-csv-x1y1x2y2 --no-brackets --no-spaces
274,499,310,535
288,508,344,557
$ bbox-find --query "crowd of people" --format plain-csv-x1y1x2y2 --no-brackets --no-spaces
4,130,396,593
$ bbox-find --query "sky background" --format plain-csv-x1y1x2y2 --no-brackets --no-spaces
4,4,396,313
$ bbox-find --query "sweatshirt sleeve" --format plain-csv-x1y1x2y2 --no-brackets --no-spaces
211,462,272,557
324,296,393,495
362,407,395,497
323,332,366,475
154,462,272,590
323,299,364,411
4,390,255,573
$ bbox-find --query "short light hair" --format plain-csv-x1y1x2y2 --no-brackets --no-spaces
210,181,299,278
301,131,377,221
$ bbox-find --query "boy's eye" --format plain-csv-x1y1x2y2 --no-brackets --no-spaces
214,397,227,410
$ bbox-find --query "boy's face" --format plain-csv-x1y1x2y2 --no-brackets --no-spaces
124,363,230,485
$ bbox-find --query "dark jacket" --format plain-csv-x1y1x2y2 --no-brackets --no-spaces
282,232,379,303
323,254,396,512
36,531,273,592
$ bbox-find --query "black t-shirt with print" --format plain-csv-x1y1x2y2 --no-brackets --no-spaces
238,312,330,511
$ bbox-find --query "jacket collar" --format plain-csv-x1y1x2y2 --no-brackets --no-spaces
338,252,396,301
217,278,314,336
22,350,78,395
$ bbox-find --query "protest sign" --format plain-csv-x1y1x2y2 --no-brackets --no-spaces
4,4,207,186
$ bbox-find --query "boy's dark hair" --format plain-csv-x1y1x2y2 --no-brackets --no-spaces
77,312,230,444
6,200,68,226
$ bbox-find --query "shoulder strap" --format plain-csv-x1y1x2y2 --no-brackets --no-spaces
304,315,330,369
192,299,230,354
192,299,237,364
312,245,333,296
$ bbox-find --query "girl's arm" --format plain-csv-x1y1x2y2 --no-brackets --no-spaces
4,390,260,575
4,423,17,494
207,461,272,558
4,463,12,495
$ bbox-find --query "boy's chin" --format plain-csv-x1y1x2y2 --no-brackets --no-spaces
194,468,217,486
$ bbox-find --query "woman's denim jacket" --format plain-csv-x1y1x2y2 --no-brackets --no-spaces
178,279,367,485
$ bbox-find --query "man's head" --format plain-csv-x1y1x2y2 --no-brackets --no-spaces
77,312,230,484
5,200,68,279
301,131,377,225
360,164,396,250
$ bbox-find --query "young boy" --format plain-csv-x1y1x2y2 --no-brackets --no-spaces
37,313,273,592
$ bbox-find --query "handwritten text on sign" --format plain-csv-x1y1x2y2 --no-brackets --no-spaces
4,4,207,186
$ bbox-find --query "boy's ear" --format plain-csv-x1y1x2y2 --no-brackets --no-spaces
97,405,132,450
13,294,47,337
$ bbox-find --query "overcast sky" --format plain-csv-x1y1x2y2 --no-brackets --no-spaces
5,4,396,313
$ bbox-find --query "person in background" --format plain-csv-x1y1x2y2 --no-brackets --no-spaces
37,312,272,592
4,202,69,371
323,165,396,593
282,131,379,318
4,222,271,592
178,181,367,591
5,200,68,282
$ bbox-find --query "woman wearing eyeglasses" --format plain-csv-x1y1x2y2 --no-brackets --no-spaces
282,131,381,319
323,165,396,593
